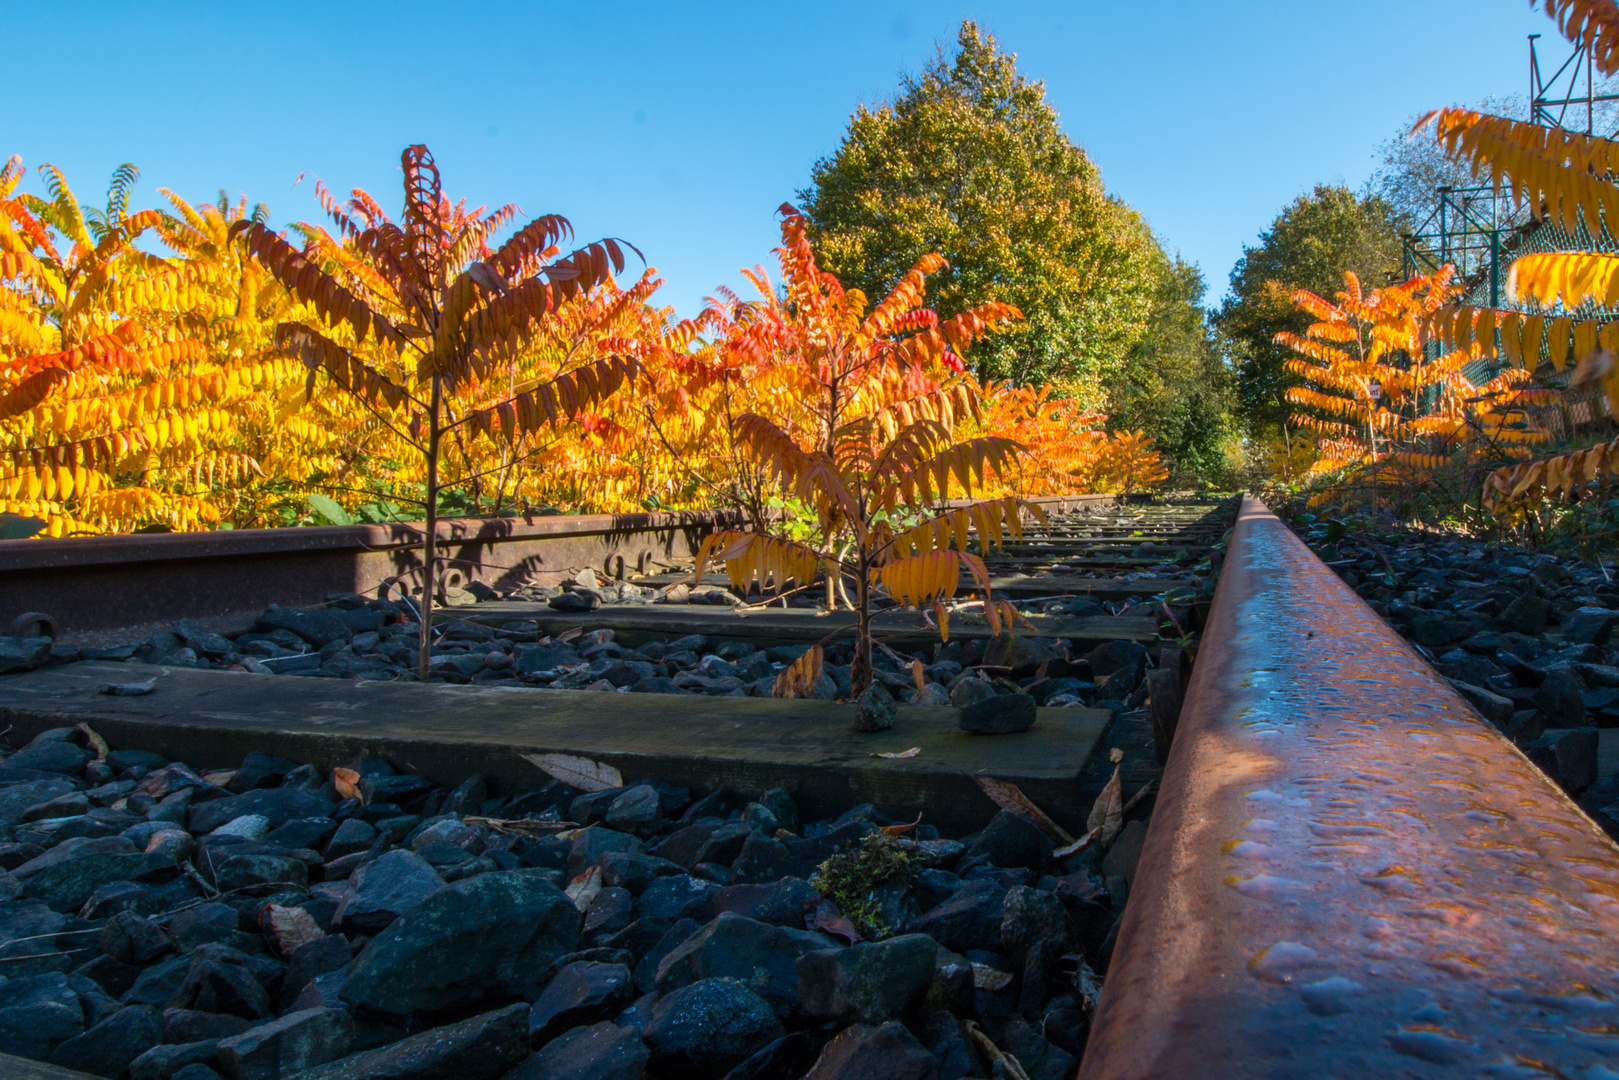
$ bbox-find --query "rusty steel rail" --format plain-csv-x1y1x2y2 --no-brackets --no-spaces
0,507,753,639
1081,495,1619,1077
0,494,1127,642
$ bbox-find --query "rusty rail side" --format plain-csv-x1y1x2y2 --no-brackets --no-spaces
1080,495,1619,1078
0,509,749,638
0,494,1121,640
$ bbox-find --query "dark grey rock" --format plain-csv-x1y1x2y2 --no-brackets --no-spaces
731,834,794,885
322,817,377,859
982,633,1057,676
604,786,661,838
18,790,89,824
598,852,682,895
7,740,92,775
166,904,250,952
214,852,308,893
1566,607,1619,645
357,774,433,808
958,693,1037,734
527,961,634,1045
633,918,700,994
505,1020,648,1080
909,881,1007,955
161,1008,253,1044
1536,666,1589,726
651,823,720,868
568,827,644,878
0,636,53,674
583,887,634,941
264,817,339,851
968,810,1053,871
1448,680,1514,726
129,1040,220,1080
101,910,174,966
853,682,897,733
282,935,353,1009
949,678,998,708
13,836,174,912
720,1032,822,1080
1528,727,1600,791
513,643,582,672
802,1021,939,1080
225,752,299,794
1500,594,1553,635
797,933,937,1024
134,763,211,801
1002,1016,1077,1080
654,912,831,1016
643,977,783,1078
549,592,601,613
49,1004,161,1077
0,971,84,1059
1000,885,1074,967
0,778,78,826
445,774,487,817
217,1005,355,1079
694,823,751,868
171,945,273,1020
712,878,818,927
189,789,333,834
342,870,580,1015
256,608,353,647
333,849,444,933
173,1065,228,1080
283,1002,529,1080
639,875,721,922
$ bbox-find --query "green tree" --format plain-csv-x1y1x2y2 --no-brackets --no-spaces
1109,256,1236,485
798,20,1159,399
1217,185,1402,432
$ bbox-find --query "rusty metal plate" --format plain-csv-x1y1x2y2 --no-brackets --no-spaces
1081,495,1619,1078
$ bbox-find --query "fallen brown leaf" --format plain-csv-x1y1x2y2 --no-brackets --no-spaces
331,767,361,801
520,752,622,792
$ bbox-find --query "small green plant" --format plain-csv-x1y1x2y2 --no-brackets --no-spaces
809,832,923,940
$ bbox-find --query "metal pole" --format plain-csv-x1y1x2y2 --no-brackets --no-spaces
1531,34,1541,124
1589,39,1596,135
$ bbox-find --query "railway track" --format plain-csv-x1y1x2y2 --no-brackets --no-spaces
5,492,1617,1076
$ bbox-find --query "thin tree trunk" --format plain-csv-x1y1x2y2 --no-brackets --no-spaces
417,375,442,680
850,545,873,699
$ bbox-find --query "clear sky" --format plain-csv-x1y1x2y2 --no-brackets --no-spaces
5,1,1566,317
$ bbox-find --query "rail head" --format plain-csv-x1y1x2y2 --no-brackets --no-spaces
1081,494,1619,1078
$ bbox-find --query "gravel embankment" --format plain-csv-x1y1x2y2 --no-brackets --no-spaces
0,731,1134,1079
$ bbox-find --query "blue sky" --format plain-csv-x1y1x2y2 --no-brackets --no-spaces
7,1,1563,317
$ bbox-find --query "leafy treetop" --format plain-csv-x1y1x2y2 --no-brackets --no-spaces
798,20,1159,397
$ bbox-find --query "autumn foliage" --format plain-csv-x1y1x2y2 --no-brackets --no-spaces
0,154,1166,544
1276,267,1547,506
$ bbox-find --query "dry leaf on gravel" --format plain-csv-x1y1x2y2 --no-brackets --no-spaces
971,964,1013,991
76,724,109,760
566,866,602,912
331,768,361,801
812,899,862,945
1053,748,1127,857
262,905,325,956
521,752,623,792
